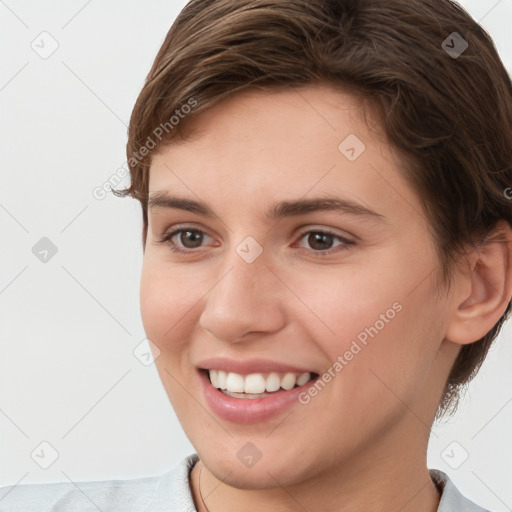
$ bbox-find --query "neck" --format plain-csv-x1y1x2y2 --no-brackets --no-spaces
190,427,441,512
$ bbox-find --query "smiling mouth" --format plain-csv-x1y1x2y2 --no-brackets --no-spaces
203,369,318,399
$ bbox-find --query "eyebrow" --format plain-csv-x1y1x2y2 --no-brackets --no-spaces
148,191,385,221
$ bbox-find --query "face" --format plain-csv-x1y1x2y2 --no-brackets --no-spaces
140,84,456,489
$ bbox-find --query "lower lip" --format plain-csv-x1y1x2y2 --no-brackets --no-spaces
199,370,318,424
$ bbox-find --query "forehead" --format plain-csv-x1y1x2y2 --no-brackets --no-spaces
155,83,374,160
147,84,422,222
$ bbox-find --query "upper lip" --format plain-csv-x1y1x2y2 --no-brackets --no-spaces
197,357,316,375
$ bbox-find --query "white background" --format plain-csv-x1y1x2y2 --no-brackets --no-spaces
0,1,511,510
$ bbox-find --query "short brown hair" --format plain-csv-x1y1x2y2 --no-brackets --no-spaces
116,0,512,416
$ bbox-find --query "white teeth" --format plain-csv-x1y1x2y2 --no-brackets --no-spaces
296,372,311,386
208,369,312,394
281,372,296,390
217,370,227,389
209,369,219,388
224,390,269,399
244,373,266,394
226,372,245,392
266,372,281,392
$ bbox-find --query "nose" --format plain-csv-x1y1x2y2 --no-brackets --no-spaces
198,250,286,343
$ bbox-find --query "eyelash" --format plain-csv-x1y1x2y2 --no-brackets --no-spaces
155,226,354,256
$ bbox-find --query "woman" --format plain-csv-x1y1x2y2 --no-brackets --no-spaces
2,0,511,510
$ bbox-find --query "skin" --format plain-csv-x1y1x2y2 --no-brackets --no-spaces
140,83,512,512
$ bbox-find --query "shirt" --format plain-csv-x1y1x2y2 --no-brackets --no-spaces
0,453,492,511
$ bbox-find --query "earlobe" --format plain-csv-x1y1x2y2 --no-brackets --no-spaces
445,221,512,346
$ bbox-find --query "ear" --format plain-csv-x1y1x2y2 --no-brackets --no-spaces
445,220,512,345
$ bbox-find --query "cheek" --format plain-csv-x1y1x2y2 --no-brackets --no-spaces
280,259,406,351
284,252,443,399
139,257,203,353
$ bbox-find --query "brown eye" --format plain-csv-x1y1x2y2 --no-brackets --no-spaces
296,229,353,254
306,232,336,251
176,229,205,249
156,227,213,254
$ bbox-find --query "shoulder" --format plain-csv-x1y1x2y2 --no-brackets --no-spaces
0,453,199,512
431,469,493,512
